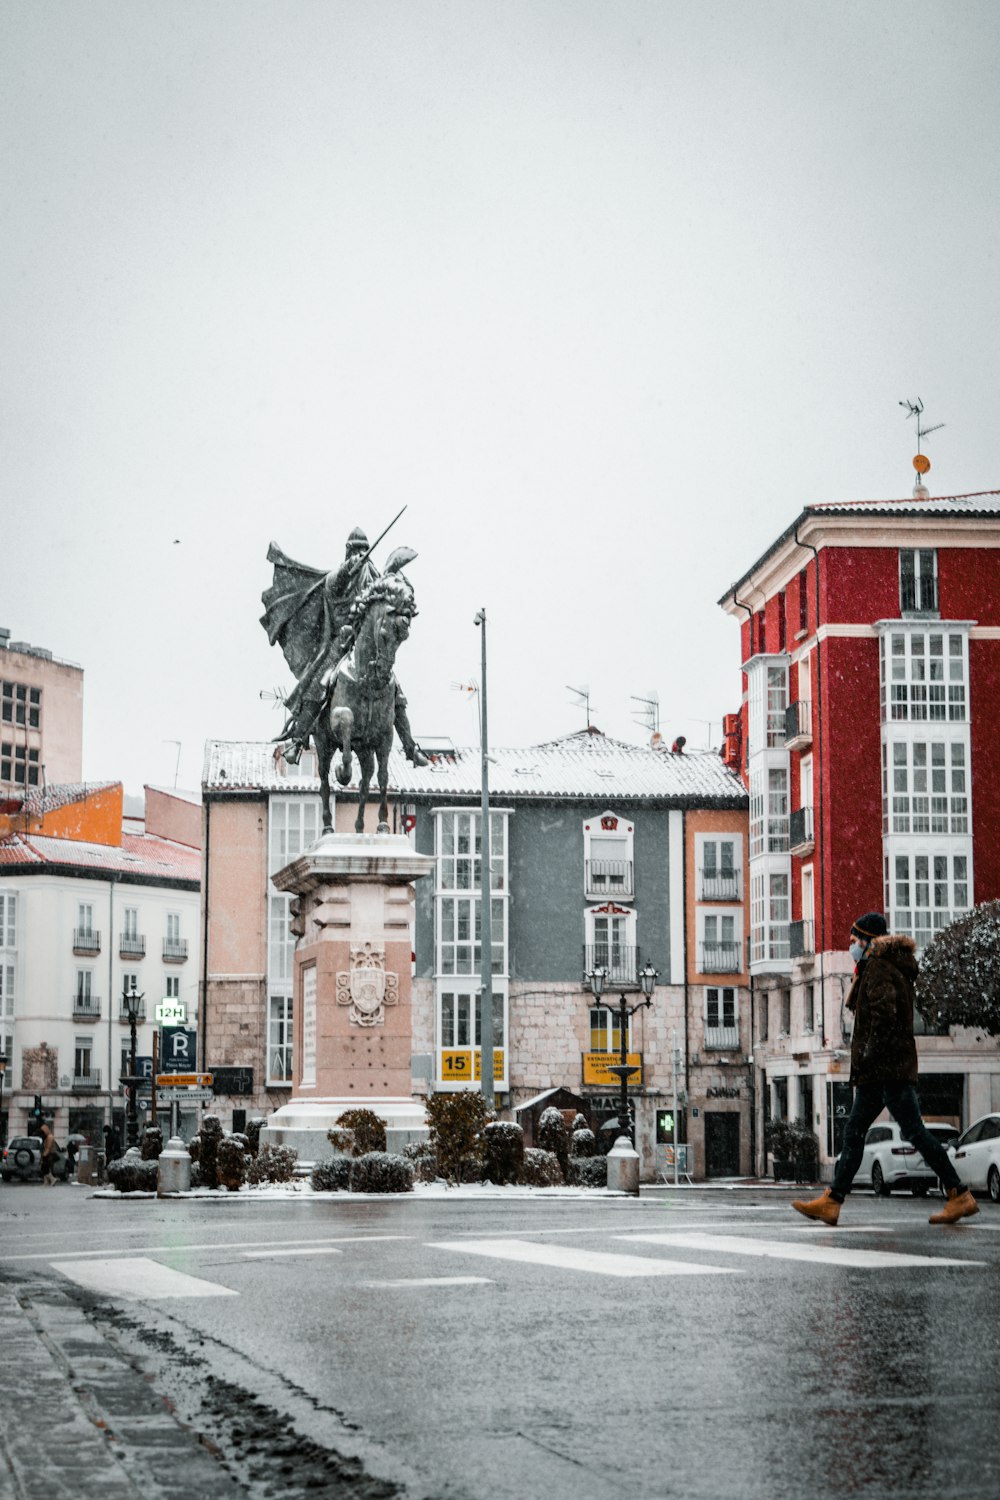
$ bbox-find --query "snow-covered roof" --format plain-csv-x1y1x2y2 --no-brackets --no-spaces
0,830,200,885
14,781,119,818
203,731,747,806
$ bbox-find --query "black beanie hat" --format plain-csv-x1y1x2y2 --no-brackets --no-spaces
851,911,887,939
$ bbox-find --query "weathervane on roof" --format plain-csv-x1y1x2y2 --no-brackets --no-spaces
899,398,945,493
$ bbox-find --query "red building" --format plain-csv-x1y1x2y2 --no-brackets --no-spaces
720,485,1000,1177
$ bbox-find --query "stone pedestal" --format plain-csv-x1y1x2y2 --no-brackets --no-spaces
605,1134,640,1195
259,831,435,1168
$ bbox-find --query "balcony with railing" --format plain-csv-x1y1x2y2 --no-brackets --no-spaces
72,928,101,954
784,699,812,750
72,1068,102,1091
789,805,815,856
698,942,742,974
789,919,815,959
71,994,101,1020
584,859,634,900
582,944,641,990
119,933,146,958
118,998,147,1023
699,869,741,902
162,937,189,962
704,1024,740,1050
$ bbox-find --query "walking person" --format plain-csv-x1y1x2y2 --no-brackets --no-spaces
793,912,978,1227
39,1121,58,1186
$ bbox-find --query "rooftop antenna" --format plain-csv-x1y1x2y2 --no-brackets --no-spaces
631,692,660,736
162,740,182,788
566,684,593,730
899,398,945,494
258,686,288,707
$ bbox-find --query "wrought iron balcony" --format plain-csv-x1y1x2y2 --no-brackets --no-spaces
118,999,147,1023
789,805,815,855
582,944,641,990
784,699,812,749
162,938,189,962
704,1024,740,1050
699,870,741,902
698,942,741,974
584,859,634,900
119,934,146,957
71,994,101,1020
789,919,815,959
72,1069,102,1091
72,928,101,954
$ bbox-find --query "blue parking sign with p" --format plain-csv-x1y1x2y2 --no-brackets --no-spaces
161,1026,198,1070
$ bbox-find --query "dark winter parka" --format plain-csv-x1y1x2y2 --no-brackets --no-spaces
846,934,919,1085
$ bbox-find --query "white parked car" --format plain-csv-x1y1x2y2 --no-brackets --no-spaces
853,1120,960,1197
948,1113,1000,1203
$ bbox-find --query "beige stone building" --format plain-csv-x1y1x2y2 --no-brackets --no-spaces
0,628,83,790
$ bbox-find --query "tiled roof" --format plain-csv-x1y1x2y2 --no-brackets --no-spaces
18,781,120,818
203,731,747,806
720,489,1000,603
0,829,201,883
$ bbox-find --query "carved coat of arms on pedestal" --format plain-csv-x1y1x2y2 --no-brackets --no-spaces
336,942,399,1027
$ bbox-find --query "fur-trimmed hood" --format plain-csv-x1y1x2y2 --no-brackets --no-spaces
867,933,918,980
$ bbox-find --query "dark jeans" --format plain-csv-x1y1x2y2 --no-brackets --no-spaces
830,1081,964,1201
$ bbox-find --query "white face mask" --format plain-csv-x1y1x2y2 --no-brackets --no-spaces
849,941,866,964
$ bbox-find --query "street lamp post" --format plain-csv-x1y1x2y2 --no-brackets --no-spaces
121,986,145,1149
473,607,494,1109
587,961,659,1146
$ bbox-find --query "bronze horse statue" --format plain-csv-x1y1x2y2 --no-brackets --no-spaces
312,572,418,834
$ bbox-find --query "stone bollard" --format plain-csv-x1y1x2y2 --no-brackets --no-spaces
157,1135,192,1196
605,1134,641,1195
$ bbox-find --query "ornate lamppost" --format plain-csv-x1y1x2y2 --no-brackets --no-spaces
120,985,145,1149
586,960,659,1145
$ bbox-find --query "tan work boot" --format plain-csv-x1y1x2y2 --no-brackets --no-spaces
928,1187,979,1224
792,1188,841,1225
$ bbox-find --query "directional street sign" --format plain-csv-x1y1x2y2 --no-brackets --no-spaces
156,1073,213,1088
155,1089,214,1105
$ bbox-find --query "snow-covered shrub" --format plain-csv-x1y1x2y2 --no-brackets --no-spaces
140,1126,163,1161
567,1155,608,1188
334,1109,386,1155
187,1134,201,1165
570,1112,589,1133
246,1118,266,1157
107,1157,159,1193
310,1157,352,1192
538,1107,569,1179
196,1115,224,1189
425,1090,489,1184
350,1152,414,1194
916,900,1000,1033
217,1136,248,1192
402,1140,438,1182
519,1148,563,1188
247,1143,298,1185
570,1127,597,1158
190,1162,202,1189
326,1125,356,1156
483,1120,524,1185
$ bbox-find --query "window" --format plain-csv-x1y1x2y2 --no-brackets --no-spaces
700,837,740,899
1,681,41,728
0,960,15,1029
773,1076,788,1119
750,768,789,858
439,895,506,976
268,995,293,1082
584,812,635,897
165,975,180,999
701,913,739,972
269,796,321,875
777,591,787,651
0,892,16,947
766,666,788,747
0,742,40,786
798,569,809,634
589,1006,630,1053
803,983,815,1033
75,970,93,1002
705,987,737,1046
74,1038,93,1081
438,810,506,894
166,913,180,943
799,1073,814,1127
77,902,94,936
882,740,968,834
759,993,769,1041
122,907,138,939
588,907,637,984
121,971,140,996
769,873,790,959
880,631,967,723
779,988,791,1035
888,851,970,950
900,549,938,613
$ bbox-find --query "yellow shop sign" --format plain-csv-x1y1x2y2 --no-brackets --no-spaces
440,1049,505,1082
582,1052,642,1088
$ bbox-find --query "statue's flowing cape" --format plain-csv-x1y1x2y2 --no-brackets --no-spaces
259,542,331,682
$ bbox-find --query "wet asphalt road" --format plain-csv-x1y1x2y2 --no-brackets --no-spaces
2,1184,999,1500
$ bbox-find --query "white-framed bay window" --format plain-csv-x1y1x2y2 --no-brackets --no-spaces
267,794,320,1086
884,848,971,953
268,994,294,1084
879,625,969,724
434,808,510,1088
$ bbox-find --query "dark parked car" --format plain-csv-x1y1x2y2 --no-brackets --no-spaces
1,1135,68,1182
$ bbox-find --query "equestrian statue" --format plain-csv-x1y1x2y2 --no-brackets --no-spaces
260,510,428,835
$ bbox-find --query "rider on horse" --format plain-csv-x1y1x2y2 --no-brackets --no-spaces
260,526,429,767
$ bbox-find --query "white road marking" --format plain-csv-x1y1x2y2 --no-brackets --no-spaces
243,1246,343,1258
788,1225,891,1233
429,1238,737,1278
8,1234,410,1262
620,1232,985,1269
50,1256,239,1298
364,1276,494,1289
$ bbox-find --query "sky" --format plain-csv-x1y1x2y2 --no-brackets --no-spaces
3,1,999,795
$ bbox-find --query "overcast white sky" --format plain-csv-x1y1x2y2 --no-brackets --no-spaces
4,1,998,795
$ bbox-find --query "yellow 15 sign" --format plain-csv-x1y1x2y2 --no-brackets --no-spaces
440,1049,505,1081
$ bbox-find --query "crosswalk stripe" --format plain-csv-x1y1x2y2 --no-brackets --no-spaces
429,1238,737,1278
50,1256,239,1298
619,1232,985,1269
364,1277,494,1289
243,1246,343,1258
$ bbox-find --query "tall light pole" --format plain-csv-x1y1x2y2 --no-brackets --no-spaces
587,962,659,1144
121,985,145,1149
474,608,494,1109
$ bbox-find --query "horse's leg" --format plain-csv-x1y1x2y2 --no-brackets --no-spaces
331,705,354,786
376,735,391,832
313,721,333,833
356,747,375,834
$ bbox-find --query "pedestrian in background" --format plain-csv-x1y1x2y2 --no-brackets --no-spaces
103,1122,122,1164
793,912,978,1227
39,1121,58,1186
65,1138,78,1182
